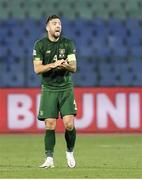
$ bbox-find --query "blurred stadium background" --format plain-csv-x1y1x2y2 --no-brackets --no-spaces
1,0,142,133
0,0,142,87
1,0,142,178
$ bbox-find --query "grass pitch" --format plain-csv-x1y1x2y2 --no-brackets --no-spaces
0,133,142,178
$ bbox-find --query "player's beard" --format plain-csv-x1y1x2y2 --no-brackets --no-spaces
53,31,61,39
48,30,61,41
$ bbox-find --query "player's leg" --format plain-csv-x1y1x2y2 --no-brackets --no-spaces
63,115,76,152
59,88,77,168
44,118,56,158
39,118,56,168
38,90,58,168
63,115,76,168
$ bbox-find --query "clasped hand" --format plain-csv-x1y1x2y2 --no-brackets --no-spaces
54,59,69,69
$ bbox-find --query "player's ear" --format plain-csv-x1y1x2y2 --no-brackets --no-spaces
46,24,49,32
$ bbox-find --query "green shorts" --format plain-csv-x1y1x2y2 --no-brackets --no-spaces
38,88,77,121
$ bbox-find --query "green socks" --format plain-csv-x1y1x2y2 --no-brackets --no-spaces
44,128,76,157
44,130,55,157
65,127,76,152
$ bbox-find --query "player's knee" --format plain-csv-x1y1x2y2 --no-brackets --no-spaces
45,119,56,130
63,115,74,130
45,123,56,130
65,122,74,131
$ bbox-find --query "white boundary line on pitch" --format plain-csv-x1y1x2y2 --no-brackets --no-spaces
1,179,141,180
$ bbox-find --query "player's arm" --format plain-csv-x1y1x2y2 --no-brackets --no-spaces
33,58,65,75
60,39,77,73
60,54,77,73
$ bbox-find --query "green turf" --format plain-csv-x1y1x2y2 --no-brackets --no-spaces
0,133,142,178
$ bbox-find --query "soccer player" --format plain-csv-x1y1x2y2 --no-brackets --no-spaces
33,15,77,168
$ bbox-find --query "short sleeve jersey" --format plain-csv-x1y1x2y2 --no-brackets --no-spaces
33,36,76,91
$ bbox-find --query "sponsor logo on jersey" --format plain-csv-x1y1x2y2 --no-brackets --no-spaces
46,50,51,54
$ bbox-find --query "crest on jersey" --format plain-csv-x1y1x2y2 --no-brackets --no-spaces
59,49,65,58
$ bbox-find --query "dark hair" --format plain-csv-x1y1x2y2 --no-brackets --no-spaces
46,15,61,24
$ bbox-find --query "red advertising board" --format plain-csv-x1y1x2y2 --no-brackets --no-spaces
0,87,142,133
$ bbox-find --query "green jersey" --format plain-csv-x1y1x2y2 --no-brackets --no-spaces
33,36,76,91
